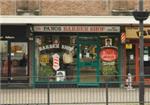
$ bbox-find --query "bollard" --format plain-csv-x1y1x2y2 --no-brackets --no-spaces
126,73,135,90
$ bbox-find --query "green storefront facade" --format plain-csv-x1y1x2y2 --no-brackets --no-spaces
31,25,122,86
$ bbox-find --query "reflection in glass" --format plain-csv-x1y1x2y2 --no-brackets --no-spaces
11,42,28,80
0,41,8,81
79,45,97,62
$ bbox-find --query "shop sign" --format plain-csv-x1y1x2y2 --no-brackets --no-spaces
0,35,15,39
126,44,132,49
40,54,49,64
39,44,74,52
100,47,118,62
33,26,120,33
52,53,60,71
125,27,150,39
121,32,126,43
56,71,66,82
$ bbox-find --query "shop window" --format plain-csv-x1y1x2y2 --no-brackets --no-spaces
35,35,77,82
11,42,28,80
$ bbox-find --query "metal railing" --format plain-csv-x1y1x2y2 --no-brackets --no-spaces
0,75,150,105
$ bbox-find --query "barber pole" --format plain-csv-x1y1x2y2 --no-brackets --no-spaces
121,32,126,43
52,53,60,71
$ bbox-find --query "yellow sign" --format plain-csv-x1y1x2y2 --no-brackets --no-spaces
40,54,49,64
125,27,150,39
126,44,132,49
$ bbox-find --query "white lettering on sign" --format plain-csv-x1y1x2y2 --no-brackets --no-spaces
39,44,74,52
34,26,120,33
61,45,74,52
0,36,15,39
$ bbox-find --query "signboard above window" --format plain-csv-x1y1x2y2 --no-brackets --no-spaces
33,26,120,33
125,27,150,39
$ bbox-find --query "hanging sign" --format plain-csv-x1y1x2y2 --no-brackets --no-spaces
100,47,118,62
52,53,60,71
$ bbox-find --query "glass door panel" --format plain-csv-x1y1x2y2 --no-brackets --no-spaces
78,36,99,85
0,41,8,81
10,42,28,81
79,45,97,63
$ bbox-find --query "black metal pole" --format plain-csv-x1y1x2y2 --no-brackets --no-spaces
139,0,144,105
139,20,145,105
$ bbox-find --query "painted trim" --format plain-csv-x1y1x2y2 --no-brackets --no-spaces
32,37,36,87
1,16,150,25
118,39,122,82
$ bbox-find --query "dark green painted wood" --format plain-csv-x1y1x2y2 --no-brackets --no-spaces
77,35,100,86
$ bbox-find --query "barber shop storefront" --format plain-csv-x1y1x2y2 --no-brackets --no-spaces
125,26,150,85
32,25,122,86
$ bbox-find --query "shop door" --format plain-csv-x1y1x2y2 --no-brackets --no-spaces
126,43,150,85
0,41,29,83
77,36,100,85
126,44,137,80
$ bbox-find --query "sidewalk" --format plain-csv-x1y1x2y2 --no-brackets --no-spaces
0,87,150,105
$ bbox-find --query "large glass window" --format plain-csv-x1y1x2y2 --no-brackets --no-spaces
10,42,28,81
35,35,77,82
99,37,119,81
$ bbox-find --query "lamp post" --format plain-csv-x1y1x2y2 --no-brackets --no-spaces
133,0,149,105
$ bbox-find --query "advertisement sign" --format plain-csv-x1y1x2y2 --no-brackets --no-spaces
100,47,118,62
125,27,150,39
56,71,66,82
40,54,49,64
34,26,120,33
126,44,132,49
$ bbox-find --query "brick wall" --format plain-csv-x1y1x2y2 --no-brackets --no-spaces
40,0,109,15
0,0,16,15
0,0,150,16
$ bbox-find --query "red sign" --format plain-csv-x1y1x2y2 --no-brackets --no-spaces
100,47,118,62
